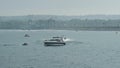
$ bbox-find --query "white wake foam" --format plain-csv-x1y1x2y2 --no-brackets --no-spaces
63,38,73,42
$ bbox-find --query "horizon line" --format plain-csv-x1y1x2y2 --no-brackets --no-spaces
1,14,120,17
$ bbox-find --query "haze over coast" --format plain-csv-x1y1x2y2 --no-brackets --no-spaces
0,15,120,30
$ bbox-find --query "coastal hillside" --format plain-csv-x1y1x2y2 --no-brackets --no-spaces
0,15,120,30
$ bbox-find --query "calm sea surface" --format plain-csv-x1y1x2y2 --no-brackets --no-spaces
0,30,120,68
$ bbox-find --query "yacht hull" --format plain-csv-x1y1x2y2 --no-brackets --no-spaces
44,41,65,46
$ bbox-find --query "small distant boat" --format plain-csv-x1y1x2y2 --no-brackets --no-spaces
44,37,66,46
24,34,30,37
22,43,28,46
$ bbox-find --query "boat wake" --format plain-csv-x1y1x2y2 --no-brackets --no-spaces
63,38,84,44
63,38,73,42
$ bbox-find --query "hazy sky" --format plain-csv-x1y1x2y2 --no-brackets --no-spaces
0,0,120,16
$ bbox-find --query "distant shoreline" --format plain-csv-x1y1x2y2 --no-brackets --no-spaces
0,27,120,31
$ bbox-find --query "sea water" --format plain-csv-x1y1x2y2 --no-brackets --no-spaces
0,30,120,68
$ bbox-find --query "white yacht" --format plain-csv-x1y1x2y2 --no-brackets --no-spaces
44,37,66,46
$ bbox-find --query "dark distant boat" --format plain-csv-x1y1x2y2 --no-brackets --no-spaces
44,37,66,46
22,43,28,46
24,34,30,37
